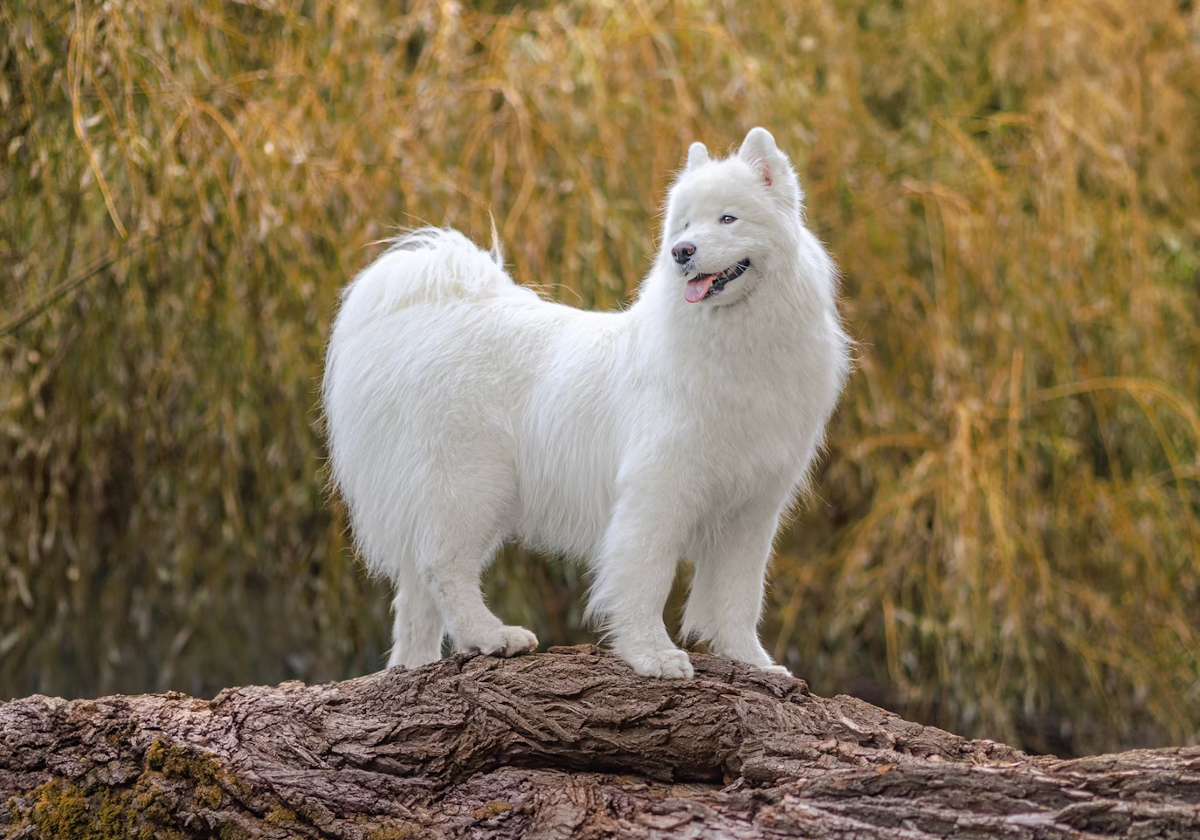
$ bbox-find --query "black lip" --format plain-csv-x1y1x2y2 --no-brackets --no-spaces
691,259,751,299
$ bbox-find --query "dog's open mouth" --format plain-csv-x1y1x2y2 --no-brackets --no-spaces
684,259,751,303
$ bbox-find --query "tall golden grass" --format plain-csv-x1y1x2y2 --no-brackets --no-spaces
2,0,1197,754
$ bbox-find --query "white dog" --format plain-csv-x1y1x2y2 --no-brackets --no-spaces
323,127,850,678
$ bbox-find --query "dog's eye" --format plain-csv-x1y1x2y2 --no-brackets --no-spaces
719,214,737,224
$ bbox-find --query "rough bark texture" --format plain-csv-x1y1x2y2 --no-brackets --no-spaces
2,645,1198,838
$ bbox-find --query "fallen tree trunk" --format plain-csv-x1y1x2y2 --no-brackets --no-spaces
1,645,1197,839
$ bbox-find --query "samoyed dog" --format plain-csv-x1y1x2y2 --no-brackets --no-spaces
323,127,850,679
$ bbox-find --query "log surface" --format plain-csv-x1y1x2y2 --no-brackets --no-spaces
2,645,1198,838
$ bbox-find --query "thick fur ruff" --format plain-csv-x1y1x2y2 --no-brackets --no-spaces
323,127,851,678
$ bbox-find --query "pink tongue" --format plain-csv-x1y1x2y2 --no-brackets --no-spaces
685,275,714,303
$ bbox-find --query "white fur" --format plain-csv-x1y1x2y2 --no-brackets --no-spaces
323,127,850,678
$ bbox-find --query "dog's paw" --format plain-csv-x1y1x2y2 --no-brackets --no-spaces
460,625,539,658
710,635,787,674
758,663,792,676
624,647,694,679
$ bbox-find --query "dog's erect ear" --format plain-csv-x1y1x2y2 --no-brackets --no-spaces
738,126,780,186
686,142,710,170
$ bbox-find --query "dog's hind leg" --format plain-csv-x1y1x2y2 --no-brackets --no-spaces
413,458,538,659
417,531,538,658
386,574,445,669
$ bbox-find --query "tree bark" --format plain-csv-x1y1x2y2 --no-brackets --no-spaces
2,645,1197,839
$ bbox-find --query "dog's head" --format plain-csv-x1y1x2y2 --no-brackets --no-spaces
662,127,804,307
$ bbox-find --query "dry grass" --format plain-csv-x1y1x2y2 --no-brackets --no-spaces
2,0,1197,755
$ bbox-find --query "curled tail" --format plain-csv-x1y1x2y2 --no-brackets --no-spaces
331,227,522,335
324,227,526,441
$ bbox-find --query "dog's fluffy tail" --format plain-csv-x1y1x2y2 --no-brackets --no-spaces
333,227,521,333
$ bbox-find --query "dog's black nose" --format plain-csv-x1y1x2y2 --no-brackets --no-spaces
671,242,696,264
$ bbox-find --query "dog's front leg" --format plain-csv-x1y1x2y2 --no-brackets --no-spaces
681,493,791,674
587,479,693,679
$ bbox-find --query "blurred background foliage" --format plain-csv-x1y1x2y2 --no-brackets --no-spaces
2,0,1198,757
